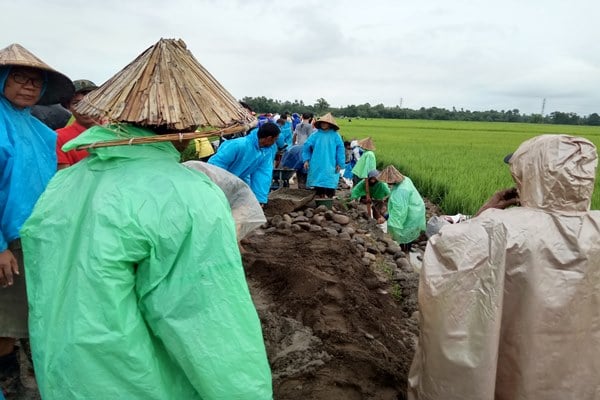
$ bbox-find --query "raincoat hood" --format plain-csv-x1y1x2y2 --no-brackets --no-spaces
63,124,181,166
509,134,597,212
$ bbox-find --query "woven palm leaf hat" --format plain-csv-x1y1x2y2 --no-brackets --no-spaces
378,165,405,184
314,112,339,131
74,38,254,132
0,43,74,105
357,137,376,151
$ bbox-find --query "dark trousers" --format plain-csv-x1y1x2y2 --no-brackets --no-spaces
315,187,335,198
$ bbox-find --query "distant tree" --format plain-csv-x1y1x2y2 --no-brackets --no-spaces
549,111,580,125
314,98,330,115
586,113,600,126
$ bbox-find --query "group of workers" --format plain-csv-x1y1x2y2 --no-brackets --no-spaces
1,37,599,400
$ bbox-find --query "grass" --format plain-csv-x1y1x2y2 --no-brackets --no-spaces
336,118,600,214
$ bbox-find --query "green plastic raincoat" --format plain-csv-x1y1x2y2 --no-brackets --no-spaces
351,150,376,178
21,125,272,399
387,177,426,244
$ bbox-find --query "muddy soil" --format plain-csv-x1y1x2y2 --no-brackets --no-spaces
242,190,442,400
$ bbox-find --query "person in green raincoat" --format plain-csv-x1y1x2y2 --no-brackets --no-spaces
350,169,390,223
378,165,426,252
351,136,376,185
20,39,272,399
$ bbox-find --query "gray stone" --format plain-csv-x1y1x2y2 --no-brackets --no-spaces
291,224,303,232
332,214,351,225
292,215,310,223
386,244,402,255
363,252,377,261
342,227,355,237
309,225,323,232
282,214,293,223
312,215,326,225
396,258,411,270
361,257,372,266
338,232,352,241
265,227,277,233
277,221,292,230
315,205,328,213
271,215,283,226
366,245,379,255
324,227,338,236
296,222,312,230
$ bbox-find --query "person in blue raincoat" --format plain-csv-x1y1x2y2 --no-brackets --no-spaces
280,144,308,188
0,43,73,391
302,112,345,198
20,38,272,400
275,116,293,151
209,122,280,205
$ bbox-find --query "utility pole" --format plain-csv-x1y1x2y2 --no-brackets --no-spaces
399,97,403,108
541,98,546,116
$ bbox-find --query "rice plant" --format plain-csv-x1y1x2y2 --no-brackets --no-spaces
337,119,600,214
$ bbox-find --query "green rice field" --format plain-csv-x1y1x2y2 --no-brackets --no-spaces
336,119,600,215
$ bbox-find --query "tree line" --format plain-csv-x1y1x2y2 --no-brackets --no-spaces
241,96,600,126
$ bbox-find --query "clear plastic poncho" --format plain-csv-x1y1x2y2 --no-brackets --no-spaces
408,134,600,400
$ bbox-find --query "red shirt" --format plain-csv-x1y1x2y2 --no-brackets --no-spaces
56,121,89,166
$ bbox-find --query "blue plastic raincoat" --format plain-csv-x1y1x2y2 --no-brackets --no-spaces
275,121,293,151
209,131,276,204
387,177,426,244
302,129,345,189
21,125,272,399
0,67,56,251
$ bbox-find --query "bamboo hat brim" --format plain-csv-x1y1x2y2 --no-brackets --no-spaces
357,137,376,151
378,165,404,184
314,112,339,131
0,43,74,106
74,38,254,132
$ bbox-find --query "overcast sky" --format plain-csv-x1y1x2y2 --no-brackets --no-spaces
4,0,599,115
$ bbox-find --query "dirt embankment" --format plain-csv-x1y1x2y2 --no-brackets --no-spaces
243,190,441,399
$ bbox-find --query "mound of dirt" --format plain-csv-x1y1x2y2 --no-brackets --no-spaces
242,192,440,399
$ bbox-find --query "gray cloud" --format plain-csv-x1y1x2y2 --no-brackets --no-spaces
3,0,599,115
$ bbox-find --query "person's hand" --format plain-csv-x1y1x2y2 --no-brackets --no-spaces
365,195,372,204
475,187,520,216
303,161,309,170
376,216,386,224
335,165,341,173
0,249,19,288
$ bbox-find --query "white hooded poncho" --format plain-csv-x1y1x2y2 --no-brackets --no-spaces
408,134,600,400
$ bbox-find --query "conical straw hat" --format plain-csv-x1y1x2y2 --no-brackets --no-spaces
75,38,254,132
357,137,376,151
378,165,404,184
314,112,339,131
0,43,74,105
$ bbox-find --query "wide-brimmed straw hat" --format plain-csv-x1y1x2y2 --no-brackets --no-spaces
378,165,404,184
357,137,376,151
314,112,339,131
74,38,254,132
0,43,74,105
